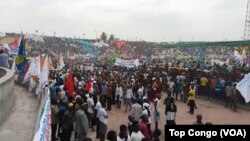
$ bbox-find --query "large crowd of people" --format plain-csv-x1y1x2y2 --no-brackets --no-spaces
48,54,249,141
1,32,250,141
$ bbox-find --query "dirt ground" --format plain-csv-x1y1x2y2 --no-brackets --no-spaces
86,94,250,141
1,86,250,141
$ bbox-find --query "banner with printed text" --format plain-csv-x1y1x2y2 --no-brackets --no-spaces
114,58,140,68
33,93,51,141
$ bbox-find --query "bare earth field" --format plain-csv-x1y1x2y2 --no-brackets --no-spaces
1,86,250,141
87,94,250,141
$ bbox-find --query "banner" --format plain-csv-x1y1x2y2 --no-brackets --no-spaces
8,39,19,55
236,73,250,103
33,91,51,141
114,58,140,68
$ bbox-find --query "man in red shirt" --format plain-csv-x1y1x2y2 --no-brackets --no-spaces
139,115,151,140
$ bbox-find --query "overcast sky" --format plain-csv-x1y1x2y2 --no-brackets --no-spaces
0,0,247,42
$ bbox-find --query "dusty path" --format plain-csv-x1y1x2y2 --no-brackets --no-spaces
1,85,249,141
85,95,250,141
0,85,39,141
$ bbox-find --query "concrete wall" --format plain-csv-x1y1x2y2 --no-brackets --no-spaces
15,75,36,93
0,67,15,126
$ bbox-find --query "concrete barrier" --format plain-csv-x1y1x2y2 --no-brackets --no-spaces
0,67,15,126
15,75,37,93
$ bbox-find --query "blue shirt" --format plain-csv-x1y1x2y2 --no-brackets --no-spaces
101,85,107,96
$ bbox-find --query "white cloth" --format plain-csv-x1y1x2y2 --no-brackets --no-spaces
87,97,94,113
138,87,143,98
117,135,131,141
115,86,123,99
131,131,144,141
95,101,101,118
154,98,161,112
98,107,108,124
142,109,152,124
166,111,176,120
168,82,175,89
126,89,133,99
236,73,250,103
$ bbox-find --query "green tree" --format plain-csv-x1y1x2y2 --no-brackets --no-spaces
100,32,107,42
108,34,115,43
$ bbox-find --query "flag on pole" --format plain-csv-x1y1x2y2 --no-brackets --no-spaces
16,36,26,73
236,73,250,103
66,69,74,97
36,55,49,95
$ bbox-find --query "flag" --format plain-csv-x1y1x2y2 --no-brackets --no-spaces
236,73,250,103
29,78,37,92
66,69,74,97
36,55,49,95
23,58,34,84
11,57,16,71
16,37,26,73
58,55,65,69
8,39,19,47
23,56,41,83
86,79,93,94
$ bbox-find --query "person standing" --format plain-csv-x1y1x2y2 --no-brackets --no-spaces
125,86,133,112
151,78,158,102
142,102,152,138
165,98,177,125
99,98,108,141
131,99,142,123
51,100,59,141
231,83,238,111
75,104,89,141
139,115,151,140
183,81,190,103
188,85,196,114
95,96,102,139
200,75,208,96
101,83,107,108
60,103,74,141
130,123,145,141
115,84,123,109
106,83,112,111
154,94,161,130
117,124,131,141
86,94,95,131
225,82,233,108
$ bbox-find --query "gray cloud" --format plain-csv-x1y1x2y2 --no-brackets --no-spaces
0,0,247,42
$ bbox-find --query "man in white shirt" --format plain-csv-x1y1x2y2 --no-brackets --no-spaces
95,96,102,139
98,98,108,141
131,99,142,123
117,124,131,141
142,102,152,137
115,84,123,109
137,86,144,99
87,94,94,131
125,86,133,112
130,123,145,141
168,80,175,96
154,94,161,130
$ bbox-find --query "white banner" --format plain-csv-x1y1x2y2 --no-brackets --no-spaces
9,47,18,55
236,73,250,103
114,58,140,68
33,92,51,141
